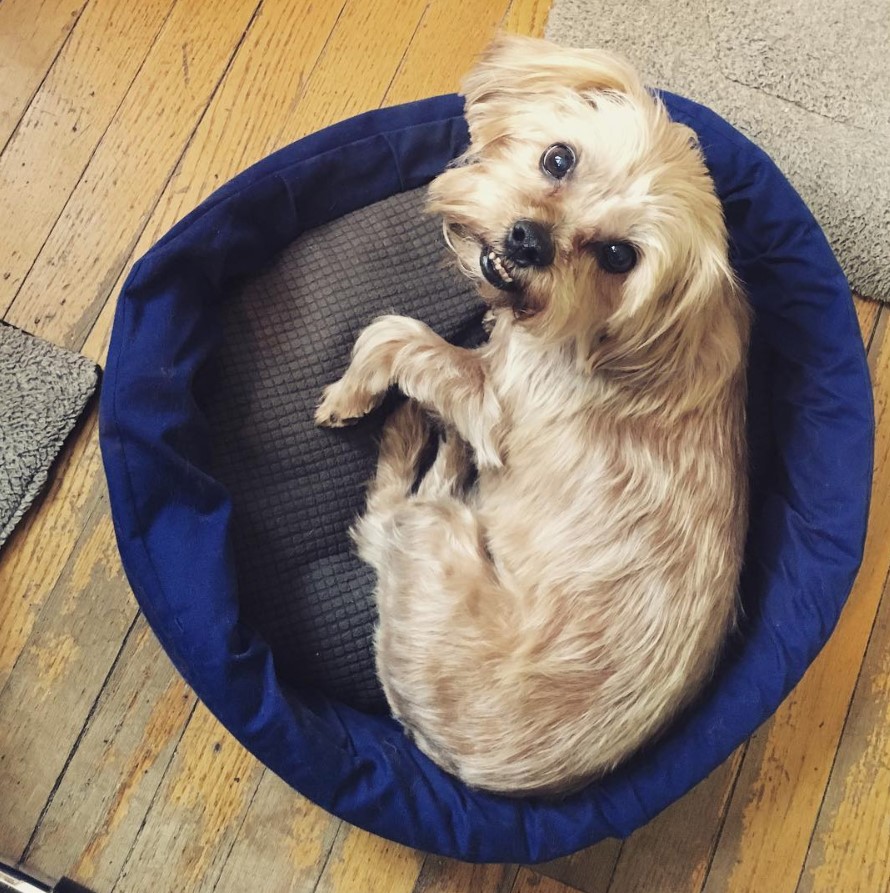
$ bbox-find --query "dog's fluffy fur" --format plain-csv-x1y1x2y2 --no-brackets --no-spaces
316,35,750,795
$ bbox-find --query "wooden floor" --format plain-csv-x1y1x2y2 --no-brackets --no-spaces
0,1,888,891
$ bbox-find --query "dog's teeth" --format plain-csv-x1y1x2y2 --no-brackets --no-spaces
484,248,515,284
491,255,513,282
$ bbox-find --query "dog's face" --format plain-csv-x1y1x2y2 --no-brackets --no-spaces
429,36,736,362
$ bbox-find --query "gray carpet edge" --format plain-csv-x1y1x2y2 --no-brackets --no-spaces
0,322,100,549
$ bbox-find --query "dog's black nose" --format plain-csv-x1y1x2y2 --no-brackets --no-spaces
504,219,555,268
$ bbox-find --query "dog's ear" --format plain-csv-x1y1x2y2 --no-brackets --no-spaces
461,35,646,144
593,215,746,398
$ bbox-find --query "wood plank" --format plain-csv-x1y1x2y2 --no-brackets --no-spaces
78,0,438,371
512,867,588,893
109,703,265,893
15,0,430,356
76,0,351,370
3,0,262,348
314,825,425,893
503,0,551,37
0,0,174,315
107,0,349,258
384,0,514,107
0,409,103,690
212,772,340,893
701,310,890,893
270,0,431,146
853,293,881,348
22,618,196,892
0,0,88,149
536,839,621,893
795,441,890,889
0,501,138,857
81,280,118,364
413,857,518,893
606,752,744,893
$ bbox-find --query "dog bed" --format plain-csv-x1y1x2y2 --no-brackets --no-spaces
99,93,873,863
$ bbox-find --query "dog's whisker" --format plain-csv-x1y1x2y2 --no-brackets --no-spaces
441,221,480,279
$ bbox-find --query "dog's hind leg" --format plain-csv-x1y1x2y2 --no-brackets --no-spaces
369,498,519,785
415,428,473,500
367,401,431,511
353,400,430,568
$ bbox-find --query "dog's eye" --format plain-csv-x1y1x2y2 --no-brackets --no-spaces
594,242,638,274
541,144,576,180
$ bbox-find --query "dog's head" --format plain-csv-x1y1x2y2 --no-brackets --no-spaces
429,36,744,376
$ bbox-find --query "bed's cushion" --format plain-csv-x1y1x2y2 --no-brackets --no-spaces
199,188,482,711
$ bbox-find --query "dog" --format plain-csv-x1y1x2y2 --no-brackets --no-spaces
315,35,750,796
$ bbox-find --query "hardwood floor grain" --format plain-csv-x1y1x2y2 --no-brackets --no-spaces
0,0,90,150
23,619,196,892
0,502,137,856
797,571,890,893
4,0,262,347
0,0,174,315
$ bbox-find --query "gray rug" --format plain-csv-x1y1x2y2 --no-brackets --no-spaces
546,0,889,302
0,324,99,548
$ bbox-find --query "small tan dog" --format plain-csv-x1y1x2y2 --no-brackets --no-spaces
316,35,749,795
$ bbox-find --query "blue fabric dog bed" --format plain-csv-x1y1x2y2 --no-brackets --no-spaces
100,93,873,862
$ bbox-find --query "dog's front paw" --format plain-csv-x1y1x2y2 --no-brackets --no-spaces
315,378,382,428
